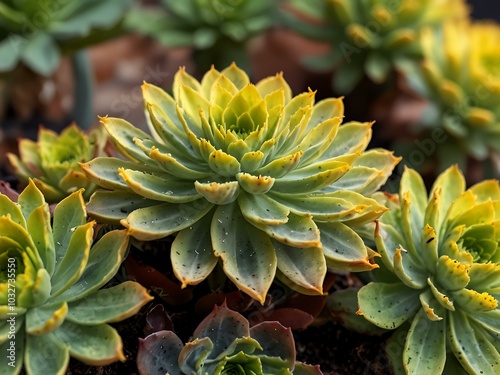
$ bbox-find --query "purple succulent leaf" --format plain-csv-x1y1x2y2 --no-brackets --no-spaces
249,321,295,370
178,337,214,374
192,302,250,359
137,330,183,375
293,362,325,375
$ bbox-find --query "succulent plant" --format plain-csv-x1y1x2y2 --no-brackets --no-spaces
415,20,500,169
81,63,400,303
7,123,109,203
0,0,132,76
137,302,323,375
0,179,153,375
125,0,280,72
283,0,468,93
357,165,500,374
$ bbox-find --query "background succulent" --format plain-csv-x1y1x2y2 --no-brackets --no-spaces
0,0,132,76
283,0,468,93
356,166,500,374
82,63,400,303
7,124,109,203
412,20,500,172
125,0,280,72
0,179,153,375
137,302,323,375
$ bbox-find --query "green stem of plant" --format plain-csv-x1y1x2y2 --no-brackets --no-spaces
71,49,94,129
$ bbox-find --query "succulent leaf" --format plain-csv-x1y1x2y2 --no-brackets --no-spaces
137,303,323,375
0,182,152,375
84,64,398,301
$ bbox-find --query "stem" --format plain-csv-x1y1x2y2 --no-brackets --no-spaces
71,50,94,129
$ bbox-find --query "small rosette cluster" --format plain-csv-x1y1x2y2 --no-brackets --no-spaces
285,0,467,93
82,63,399,303
8,124,108,203
0,180,152,375
357,166,500,374
419,21,500,163
137,302,323,375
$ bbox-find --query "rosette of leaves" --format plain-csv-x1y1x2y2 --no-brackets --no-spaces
357,165,500,374
0,179,153,375
125,0,279,72
0,0,132,76
81,63,400,303
137,302,323,375
416,21,500,169
283,0,468,93
7,124,108,203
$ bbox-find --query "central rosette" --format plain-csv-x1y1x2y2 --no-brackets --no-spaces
83,63,400,303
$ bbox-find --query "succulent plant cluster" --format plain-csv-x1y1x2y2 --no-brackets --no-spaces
126,0,279,71
416,20,500,167
81,63,400,303
357,166,500,374
7,124,109,203
0,0,132,76
0,180,153,375
137,302,323,375
284,0,468,93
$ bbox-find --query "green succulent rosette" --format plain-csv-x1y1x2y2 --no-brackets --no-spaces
7,124,108,203
417,21,500,167
82,63,400,303
0,179,153,375
137,302,323,375
284,0,468,93
357,166,500,374
0,0,132,76
125,0,279,71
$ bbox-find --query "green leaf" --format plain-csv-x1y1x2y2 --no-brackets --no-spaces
258,213,321,248
66,281,152,324
55,321,125,365
123,200,213,241
100,117,153,164
274,241,325,294
171,210,218,287
357,282,421,330
178,337,214,374
17,179,45,224
25,332,69,375
449,310,500,375
0,36,23,73
50,230,129,304
25,302,68,335
323,121,372,159
50,221,93,297
211,202,277,304
119,168,201,203
18,268,51,308
393,246,427,289
26,204,55,275
81,157,153,192
52,190,87,266
320,221,374,271
365,52,391,83
272,161,350,194
194,181,240,205
238,191,289,226
403,309,446,375
21,32,61,76
86,190,158,224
